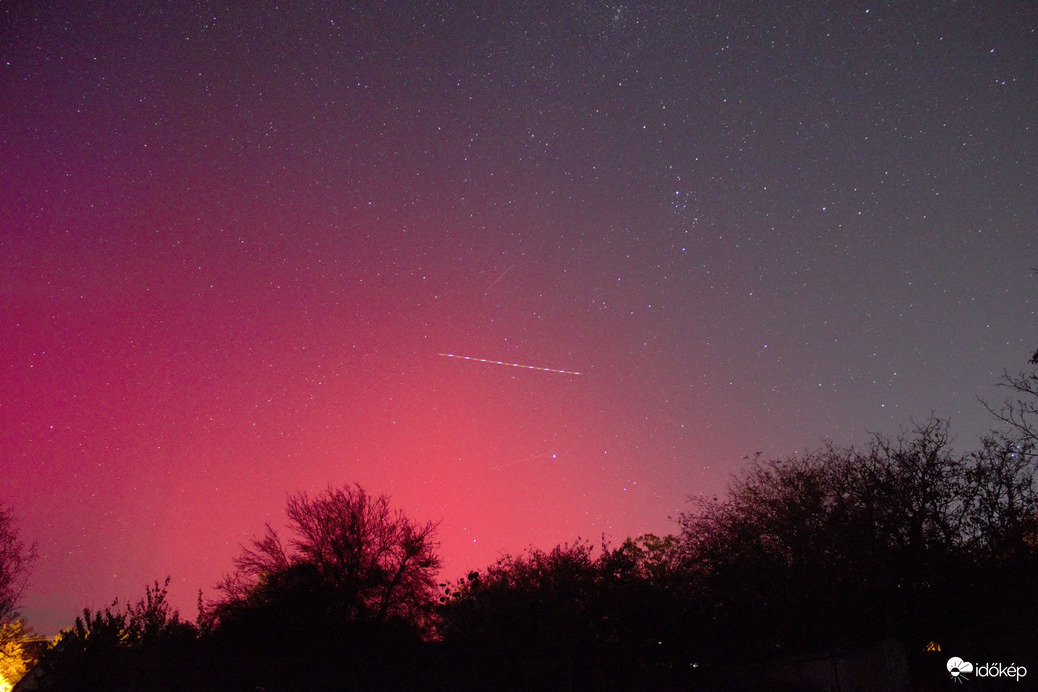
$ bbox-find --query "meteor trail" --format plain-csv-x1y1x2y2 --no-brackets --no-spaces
483,263,515,294
439,353,582,376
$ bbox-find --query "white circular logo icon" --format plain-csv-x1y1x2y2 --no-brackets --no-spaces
947,657,974,681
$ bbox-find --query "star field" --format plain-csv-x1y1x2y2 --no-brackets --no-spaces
1,1,1035,633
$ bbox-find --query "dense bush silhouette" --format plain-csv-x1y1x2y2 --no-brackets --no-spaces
27,579,199,691
678,418,1038,665
437,538,700,690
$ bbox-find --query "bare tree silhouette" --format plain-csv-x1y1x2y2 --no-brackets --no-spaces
0,505,35,660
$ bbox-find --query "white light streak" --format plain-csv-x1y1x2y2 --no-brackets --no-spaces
483,263,515,294
439,353,582,376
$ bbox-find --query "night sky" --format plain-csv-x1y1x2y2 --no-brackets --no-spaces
2,2,1035,634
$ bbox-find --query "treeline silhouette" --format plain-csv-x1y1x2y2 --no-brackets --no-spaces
11,357,1038,690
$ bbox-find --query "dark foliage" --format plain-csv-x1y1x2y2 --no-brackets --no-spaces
212,483,441,629
29,578,200,691
678,417,1038,667
436,538,700,690
202,483,441,689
